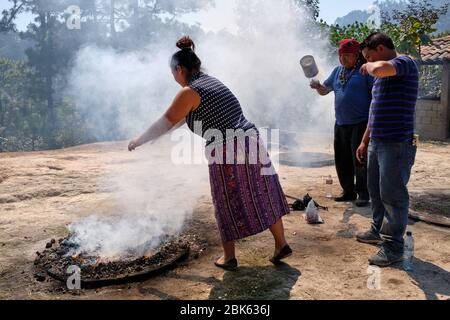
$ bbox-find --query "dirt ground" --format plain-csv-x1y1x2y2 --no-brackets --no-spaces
0,137,449,300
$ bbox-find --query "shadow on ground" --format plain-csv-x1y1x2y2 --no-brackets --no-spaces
139,263,301,300
392,258,450,300
340,203,449,300
339,203,434,228
208,263,301,300
336,204,373,238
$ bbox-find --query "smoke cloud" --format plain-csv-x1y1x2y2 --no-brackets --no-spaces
66,0,335,260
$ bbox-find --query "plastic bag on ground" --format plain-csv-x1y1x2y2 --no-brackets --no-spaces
304,199,324,224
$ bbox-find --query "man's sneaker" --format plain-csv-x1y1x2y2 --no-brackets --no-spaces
334,192,357,202
356,230,382,245
369,247,404,267
355,193,370,207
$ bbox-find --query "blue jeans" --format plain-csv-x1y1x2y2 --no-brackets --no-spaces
368,139,417,252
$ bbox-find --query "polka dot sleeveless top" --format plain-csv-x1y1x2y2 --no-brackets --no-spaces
187,72,256,146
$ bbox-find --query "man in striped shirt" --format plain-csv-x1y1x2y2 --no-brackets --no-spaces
355,32,419,267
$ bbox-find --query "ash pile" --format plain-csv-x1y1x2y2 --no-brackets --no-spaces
33,232,206,288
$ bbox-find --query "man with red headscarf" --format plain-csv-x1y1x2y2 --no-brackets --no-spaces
311,39,373,206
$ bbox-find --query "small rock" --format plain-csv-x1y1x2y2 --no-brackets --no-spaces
45,242,53,249
35,273,46,282
36,251,41,256
51,239,56,244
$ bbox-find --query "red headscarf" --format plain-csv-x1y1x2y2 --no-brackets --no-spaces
339,39,360,55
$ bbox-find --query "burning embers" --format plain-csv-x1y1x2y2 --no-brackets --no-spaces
34,232,205,288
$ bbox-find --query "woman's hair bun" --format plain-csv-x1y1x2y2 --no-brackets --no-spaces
176,36,195,51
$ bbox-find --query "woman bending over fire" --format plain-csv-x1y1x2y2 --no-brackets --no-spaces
128,36,292,270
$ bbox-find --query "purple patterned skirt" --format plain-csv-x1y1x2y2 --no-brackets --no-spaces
206,135,290,242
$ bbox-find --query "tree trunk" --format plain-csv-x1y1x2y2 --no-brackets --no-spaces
93,0,98,24
0,97,4,127
29,101,35,151
0,97,3,152
110,0,116,43
46,74,55,146
44,12,56,149
133,0,140,19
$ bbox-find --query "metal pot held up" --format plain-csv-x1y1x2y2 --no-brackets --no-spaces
300,55,319,79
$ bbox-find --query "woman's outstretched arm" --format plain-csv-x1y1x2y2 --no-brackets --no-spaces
128,87,200,151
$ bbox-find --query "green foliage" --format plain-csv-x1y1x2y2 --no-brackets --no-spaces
387,0,448,57
0,58,95,151
0,0,27,32
0,32,30,59
0,0,214,152
327,21,376,47
418,65,442,99
294,0,320,20
325,0,448,58
322,0,447,101
0,58,46,151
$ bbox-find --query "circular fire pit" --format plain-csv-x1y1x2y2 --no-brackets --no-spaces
279,152,334,168
34,233,203,288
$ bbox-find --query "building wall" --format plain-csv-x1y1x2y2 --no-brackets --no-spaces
415,62,450,141
415,99,448,140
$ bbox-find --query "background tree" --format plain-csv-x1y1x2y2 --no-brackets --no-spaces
324,0,448,58
0,0,216,151
20,1,78,148
0,58,46,151
0,0,27,32
294,0,320,21
385,0,448,57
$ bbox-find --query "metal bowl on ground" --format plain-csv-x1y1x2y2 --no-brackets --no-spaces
279,152,334,168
